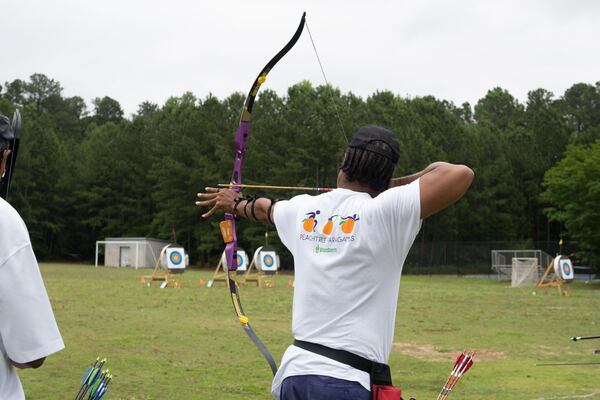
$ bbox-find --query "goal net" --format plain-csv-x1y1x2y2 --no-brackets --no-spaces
511,257,539,288
491,250,552,280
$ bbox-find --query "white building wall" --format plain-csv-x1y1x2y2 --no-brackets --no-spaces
103,238,172,268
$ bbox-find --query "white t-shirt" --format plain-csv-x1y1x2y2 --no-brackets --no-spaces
0,198,65,400
271,180,422,398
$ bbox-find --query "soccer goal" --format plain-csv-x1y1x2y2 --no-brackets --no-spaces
491,249,552,280
511,257,540,288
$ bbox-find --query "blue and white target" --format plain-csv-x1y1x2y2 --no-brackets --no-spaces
167,247,186,270
553,256,574,281
222,250,248,271
259,250,278,272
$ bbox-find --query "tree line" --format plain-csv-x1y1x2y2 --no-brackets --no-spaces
0,74,598,268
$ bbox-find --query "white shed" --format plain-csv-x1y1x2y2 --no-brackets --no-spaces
95,237,173,269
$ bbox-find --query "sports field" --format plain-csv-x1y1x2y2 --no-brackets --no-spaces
19,264,600,399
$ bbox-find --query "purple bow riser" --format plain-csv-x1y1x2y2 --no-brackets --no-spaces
224,121,251,271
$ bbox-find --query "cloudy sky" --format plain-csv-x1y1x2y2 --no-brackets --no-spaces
2,0,599,116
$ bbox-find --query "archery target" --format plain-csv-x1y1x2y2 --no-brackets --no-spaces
167,247,186,270
222,249,248,271
553,256,574,281
258,250,278,272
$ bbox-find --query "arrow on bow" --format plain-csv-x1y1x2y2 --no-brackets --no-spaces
217,183,334,192
217,12,307,377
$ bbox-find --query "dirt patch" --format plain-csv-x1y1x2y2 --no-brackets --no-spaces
392,342,505,361
537,345,581,357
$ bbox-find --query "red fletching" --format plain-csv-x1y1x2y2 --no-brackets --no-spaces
452,352,465,371
461,353,475,375
455,352,470,374
437,350,476,399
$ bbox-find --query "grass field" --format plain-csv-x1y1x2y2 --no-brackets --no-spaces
17,264,600,399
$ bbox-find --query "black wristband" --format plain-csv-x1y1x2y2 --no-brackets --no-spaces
243,198,251,220
233,196,245,216
250,196,258,221
267,199,279,225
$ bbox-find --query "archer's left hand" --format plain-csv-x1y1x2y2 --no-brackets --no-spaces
196,187,240,219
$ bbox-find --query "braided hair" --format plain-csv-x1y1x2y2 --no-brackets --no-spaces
339,140,396,193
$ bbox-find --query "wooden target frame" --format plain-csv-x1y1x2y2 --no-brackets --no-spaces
206,249,248,287
239,246,277,288
536,255,573,296
140,244,185,288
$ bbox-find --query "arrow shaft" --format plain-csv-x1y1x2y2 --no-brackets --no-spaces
572,335,600,341
537,362,600,366
218,183,334,192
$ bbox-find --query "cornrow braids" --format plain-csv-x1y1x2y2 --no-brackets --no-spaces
340,143,396,192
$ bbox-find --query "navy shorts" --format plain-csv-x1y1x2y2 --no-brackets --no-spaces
280,374,370,400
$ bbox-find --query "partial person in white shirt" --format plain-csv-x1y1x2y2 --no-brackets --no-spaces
196,125,474,400
0,112,65,400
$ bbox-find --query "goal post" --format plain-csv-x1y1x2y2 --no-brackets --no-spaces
511,257,539,288
491,249,552,279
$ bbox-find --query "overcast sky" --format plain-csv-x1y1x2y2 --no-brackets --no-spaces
2,0,599,116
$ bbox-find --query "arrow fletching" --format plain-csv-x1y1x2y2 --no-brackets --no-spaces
437,350,475,400
460,352,475,376
75,358,112,400
452,352,465,372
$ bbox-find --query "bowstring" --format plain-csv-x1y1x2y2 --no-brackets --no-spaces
305,19,349,144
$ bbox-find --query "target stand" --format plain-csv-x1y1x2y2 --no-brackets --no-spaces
140,245,187,288
206,249,248,287
240,246,279,288
536,255,574,296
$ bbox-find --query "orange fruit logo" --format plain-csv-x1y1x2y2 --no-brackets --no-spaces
302,210,320,232
321,214,339,236
340,214,360,234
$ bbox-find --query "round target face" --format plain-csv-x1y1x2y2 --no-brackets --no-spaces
259,250,278,272
232,250,248,271
236,254,244,267
562,261,572,276
553,255,574,280
170,252,182,265
263,254,274,267
167,247,186,270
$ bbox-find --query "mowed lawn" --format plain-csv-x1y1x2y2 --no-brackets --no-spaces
18,264,600,399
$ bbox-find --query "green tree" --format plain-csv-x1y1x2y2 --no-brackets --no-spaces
557,82,600,145
541,140,600,265
474,87,524,132
93,96,124,124
9,105,67,258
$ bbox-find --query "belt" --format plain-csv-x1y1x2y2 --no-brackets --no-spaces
293,339,393,386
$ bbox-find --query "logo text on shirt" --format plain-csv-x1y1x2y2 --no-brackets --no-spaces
315,245,337,254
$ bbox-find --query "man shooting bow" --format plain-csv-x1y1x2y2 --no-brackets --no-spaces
197,124,474,400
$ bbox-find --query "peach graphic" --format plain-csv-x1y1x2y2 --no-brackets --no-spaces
302,210,320,232
340,214,360,234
